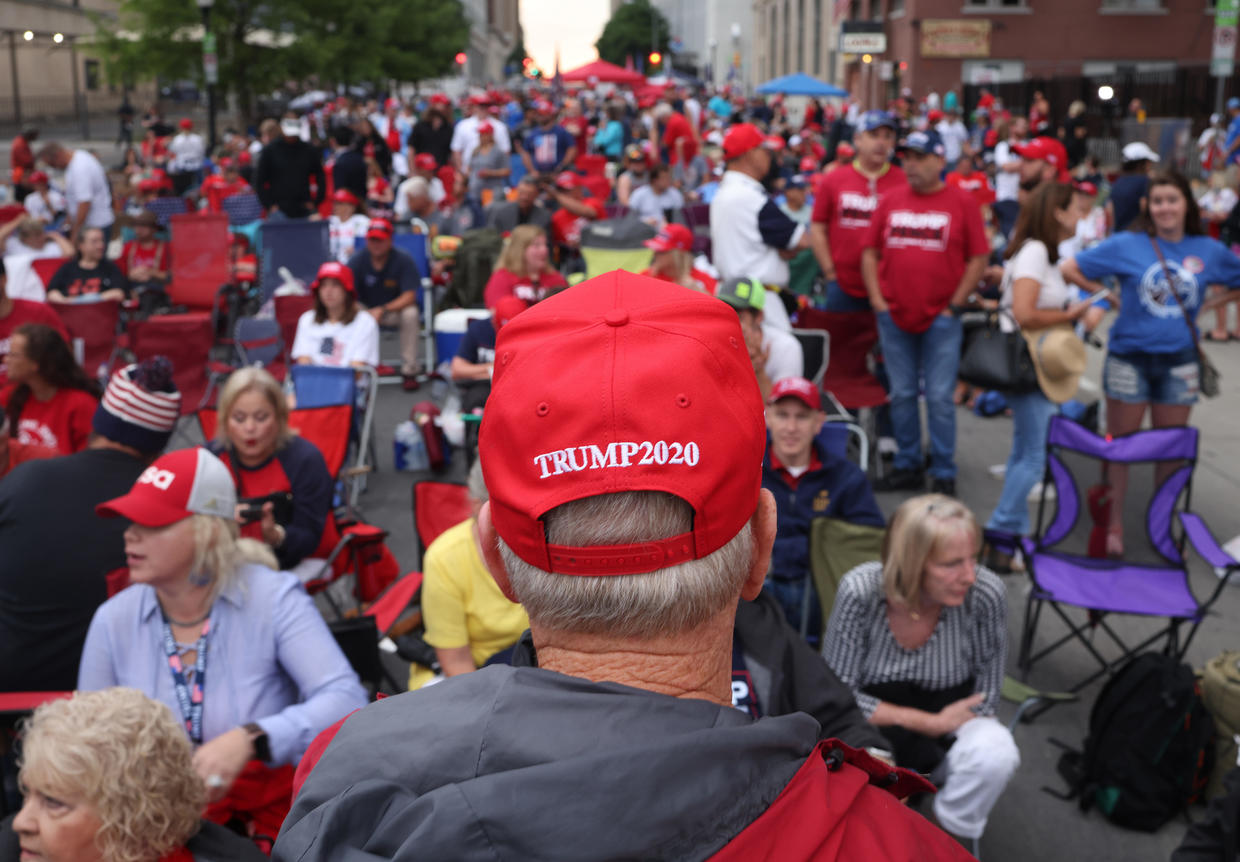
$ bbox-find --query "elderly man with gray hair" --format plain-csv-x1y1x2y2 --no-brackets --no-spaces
275,272,970,861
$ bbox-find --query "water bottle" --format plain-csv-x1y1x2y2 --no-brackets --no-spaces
393,420,428,471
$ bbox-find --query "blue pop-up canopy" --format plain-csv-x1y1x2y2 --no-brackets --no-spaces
755,73,848,97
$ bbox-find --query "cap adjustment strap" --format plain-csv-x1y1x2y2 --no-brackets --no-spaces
546,532,697,576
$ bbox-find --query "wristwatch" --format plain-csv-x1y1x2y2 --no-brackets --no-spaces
243,722,272,762
948,304,968,317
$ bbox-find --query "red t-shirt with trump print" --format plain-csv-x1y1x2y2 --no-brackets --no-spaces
863,184,988,334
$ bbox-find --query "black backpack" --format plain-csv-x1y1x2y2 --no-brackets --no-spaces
1055,652,1215,831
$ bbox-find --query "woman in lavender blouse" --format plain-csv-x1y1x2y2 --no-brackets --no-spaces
77,447,366,811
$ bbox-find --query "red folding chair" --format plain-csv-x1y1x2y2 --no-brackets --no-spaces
274,293,315,366
31,257,70,289
574,154,608,177
0,691,72,717
167,213,232,312
199,402,375,613
411,480,471,567
798,308,888,415
128,312,216,412
798,308,889,477
54,299,122,382
580,174,612,202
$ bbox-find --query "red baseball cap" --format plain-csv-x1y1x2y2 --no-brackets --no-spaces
179,118,193,130
479,271,766,576
311,260,355,295
554,171,579,190
238,150,252,166
430,93,452,107
493,295,527,330
366,218,394,239
138,178,160,193
477,121,494,135
764,134,786,152
835,142,856,160
414,153,437,172
97,448,236,527
768,376,822,411
1073,180,1098,197
332,188,360,206
799,156,820,172
1015,136,1071,182
644,223,693,253
723,123,765,160
28,170,49,185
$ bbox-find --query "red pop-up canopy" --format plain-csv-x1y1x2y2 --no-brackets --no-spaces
561,59,646,86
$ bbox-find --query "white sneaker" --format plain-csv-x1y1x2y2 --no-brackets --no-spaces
1027,481,1057,502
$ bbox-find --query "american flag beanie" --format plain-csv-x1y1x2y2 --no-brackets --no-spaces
92,357,182,454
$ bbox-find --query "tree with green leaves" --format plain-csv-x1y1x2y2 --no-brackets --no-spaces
89,0,469,126
594,0,669,68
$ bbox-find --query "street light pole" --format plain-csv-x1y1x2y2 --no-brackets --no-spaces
196,0,217,154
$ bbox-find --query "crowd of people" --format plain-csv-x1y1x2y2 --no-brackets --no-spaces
0,75,1237,861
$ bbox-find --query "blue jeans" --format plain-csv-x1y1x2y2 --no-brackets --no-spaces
986,389,1058,534
823,280,872,312
876,312,963,479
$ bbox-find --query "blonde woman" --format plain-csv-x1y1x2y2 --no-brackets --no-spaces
822,494,1018,848
78,447,366,844
2,687,265,861
208,367,339,581
482,224,567,309
640,223,717,293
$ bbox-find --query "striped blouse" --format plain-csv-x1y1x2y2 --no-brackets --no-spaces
821,560,1008,719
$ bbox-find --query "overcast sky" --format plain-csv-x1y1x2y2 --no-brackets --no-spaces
520,0,610,75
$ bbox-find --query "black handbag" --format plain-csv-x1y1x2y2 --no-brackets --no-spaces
958,309,1040,393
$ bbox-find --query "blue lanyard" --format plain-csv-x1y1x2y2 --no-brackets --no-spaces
160,613,210,745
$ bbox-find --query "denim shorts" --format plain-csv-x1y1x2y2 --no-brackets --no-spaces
1103,348,1199,405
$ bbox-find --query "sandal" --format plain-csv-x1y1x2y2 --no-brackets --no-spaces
1204,331,1231,342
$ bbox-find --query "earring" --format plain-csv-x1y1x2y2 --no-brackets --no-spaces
188,569,212,588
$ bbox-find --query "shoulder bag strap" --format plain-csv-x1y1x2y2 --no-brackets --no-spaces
1148,235,1202,353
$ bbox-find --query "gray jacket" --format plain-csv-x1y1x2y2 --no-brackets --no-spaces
275,665,821,861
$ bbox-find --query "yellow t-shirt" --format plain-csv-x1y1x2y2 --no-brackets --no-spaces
421,518,529,668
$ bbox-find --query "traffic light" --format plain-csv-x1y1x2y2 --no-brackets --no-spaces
455,52,467,65
648,51,662,67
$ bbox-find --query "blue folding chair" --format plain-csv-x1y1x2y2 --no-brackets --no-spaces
390,232,435,374
290,364,379,510
144,196,189,228
816,421,869,473
222,193,265,250
221,192,264,225
259,220,330,304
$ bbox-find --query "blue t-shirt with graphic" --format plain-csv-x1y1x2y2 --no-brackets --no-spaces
523,126,575,174
1074,231,1240,355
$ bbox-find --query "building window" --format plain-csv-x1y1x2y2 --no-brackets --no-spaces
84,59,100,91
1099,0,1165,8
964,0,1028,7
890,0,906,13
813,0,822,74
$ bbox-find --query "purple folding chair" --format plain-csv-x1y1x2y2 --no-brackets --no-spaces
1011,416,1238,719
